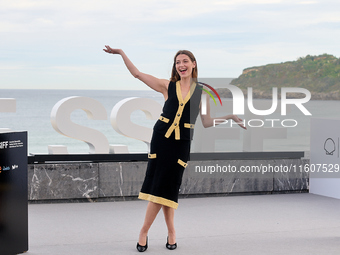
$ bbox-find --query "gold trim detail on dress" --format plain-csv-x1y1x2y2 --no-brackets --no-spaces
177,159,188,168
165,81,197,140
138,192,179,209
159,116,169,123
148,153,157,159
184,123,195,129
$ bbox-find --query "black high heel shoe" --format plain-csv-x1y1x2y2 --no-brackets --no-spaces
166,236,177,250
136,236,148,252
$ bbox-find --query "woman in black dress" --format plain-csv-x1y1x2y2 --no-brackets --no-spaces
103,46,246,252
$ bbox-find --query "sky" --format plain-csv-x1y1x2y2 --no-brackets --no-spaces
1,0,340,90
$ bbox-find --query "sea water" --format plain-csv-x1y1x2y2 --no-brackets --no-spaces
1,89,339,154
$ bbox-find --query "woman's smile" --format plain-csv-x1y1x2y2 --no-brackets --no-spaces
179,68,187,75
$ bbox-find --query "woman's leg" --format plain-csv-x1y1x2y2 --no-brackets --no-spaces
162,205,176,244
138,201,162,245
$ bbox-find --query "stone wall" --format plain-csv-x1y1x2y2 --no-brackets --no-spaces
28,158,309,203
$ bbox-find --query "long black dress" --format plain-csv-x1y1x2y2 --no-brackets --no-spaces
138,81,202,209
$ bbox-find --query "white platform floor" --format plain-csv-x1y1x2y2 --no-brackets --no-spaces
27,193,340,255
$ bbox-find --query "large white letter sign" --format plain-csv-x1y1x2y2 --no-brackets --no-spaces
0,98,16,133
110,97,162,148
0,98,16,112
50,96,109,154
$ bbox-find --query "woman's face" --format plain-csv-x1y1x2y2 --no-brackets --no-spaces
175,54,196,79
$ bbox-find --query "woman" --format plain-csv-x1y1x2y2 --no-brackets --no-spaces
103,46,246,252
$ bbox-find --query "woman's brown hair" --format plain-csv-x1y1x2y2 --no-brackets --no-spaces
170,50,198,82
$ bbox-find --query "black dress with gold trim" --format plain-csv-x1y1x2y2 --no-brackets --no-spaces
138,81,202,209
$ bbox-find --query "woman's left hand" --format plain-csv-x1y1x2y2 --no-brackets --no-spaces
231,115,247,130
103,45,122,54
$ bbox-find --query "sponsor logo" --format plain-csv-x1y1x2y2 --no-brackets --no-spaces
0,165,19,173
324,138,336,156
0,141,9,149
0,165,17,173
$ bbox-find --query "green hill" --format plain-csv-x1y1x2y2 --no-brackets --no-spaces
217,54,340,100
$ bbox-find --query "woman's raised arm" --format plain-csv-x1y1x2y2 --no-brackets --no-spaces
103,46,169,99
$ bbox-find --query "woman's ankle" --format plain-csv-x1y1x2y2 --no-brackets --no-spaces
138,230,148,245
167,231,176,244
